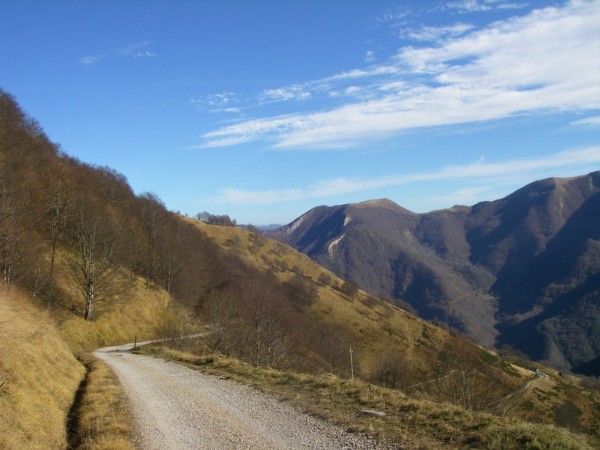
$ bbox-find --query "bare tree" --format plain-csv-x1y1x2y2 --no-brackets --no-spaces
196,211,237,226
0,176,26,286
370,351,414,389
202,290,239,355
47,178,68,277
69,205,127,320
415,341,508,411
316,327,349,376
239,282,292,369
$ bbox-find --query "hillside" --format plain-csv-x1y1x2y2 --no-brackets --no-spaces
1,88,598,446
268,172,600,375
193,218,600,438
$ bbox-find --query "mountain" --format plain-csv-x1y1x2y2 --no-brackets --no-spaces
268,173,600,375
3,88,599,445
0,85,526,391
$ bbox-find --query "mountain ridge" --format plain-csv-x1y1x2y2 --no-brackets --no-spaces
268,172,600,374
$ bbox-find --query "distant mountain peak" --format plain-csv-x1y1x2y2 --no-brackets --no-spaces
352,198,413,213
270,172,600,375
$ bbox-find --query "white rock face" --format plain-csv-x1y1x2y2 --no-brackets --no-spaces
327,233,345,258
285,215,305,234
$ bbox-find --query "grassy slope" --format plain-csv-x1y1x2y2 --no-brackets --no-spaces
2,217,596,448
0,287,85,449
0,267,170,449
68,354,134,450
189,219,448,368
140,345,598,450
58,277,169,354
191,219,600,439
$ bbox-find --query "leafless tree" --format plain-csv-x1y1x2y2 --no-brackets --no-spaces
47,178,68,277
0,176,26,286
202,290,239,355
69,204,127,320
371,351,414,389
238,281,292,369
415,341,508,411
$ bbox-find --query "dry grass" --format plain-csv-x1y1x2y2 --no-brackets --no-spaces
58,277,170,353
192,219,600,438
0,270,168,449
140,345,598,450
0,287,85,450
189,219,445,368
69,354,134,450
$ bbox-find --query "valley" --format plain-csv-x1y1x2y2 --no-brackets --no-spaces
268,173,600,376
1,90,599,448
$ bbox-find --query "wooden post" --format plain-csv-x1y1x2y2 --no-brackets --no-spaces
134,336,137,350
350,346,354,381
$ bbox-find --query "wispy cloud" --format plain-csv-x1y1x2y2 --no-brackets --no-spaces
190,92,242,113
118,40,154,56
78,41,157,65
206,146,600,206
571,115,600,127
79,54,105,65
260,85,311,102
426,186,492,206
404,23,474,41
364,50,376,62
133,50,157,58
200,1,600,150
446,0,527,13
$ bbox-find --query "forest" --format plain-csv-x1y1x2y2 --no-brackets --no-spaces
0,89,347,373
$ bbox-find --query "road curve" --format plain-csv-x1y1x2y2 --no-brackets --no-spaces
94,343,382,449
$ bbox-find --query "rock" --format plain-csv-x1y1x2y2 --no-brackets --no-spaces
357,409,386,417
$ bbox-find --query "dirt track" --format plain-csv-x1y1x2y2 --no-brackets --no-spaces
94,343,382,449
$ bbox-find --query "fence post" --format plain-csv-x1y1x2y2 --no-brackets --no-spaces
350,346,354,381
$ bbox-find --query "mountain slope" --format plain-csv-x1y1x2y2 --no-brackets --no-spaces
268,173,600,374
2,88,598,443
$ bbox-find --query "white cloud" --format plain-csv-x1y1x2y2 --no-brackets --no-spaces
447,0,493,12
207,92,237,106
79,41,156,65
261,86,311,102
118,41,154,56
324,64,400,82
571,115,600,127
133,50,157,58
201,1,600,150
375,9,409,24
405,23,474,41
190,92,242,113
446,0,527,13
207,146,600,205
79,54,105,65
427,186,493,206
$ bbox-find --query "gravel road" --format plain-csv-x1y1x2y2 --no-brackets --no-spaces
94,343,384,449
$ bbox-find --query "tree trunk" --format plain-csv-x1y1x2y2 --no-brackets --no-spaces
84,280,94,321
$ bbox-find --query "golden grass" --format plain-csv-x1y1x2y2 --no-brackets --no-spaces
188,219,444,368
69,354,134,450
191,219,600,438
0,262,168,449
58,277,170,353
140,345,598,450
0,286,85,450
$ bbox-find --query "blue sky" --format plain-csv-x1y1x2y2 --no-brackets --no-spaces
2,0,599,225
